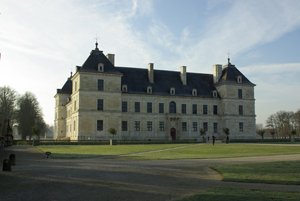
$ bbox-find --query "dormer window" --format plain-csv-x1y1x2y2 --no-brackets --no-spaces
98,63,104,72
213,90,218,98
237,76,242,83
170,87,175,95
192,89,197,96
147,86,152,94
122,85,127,92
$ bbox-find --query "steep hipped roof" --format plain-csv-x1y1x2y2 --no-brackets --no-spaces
216,59,255,86
117,67,217,98
57,78,72,94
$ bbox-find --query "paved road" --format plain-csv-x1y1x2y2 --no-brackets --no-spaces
1,145,300,201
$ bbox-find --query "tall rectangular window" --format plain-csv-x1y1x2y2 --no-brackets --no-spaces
193,122,197,131
238,89,242,99
122,121,127,131
74,121,76,131
203,105,207,115
159,122,164,131
193,104,197,114
147,121,152,131
182,122,187,131
239,105,243,115
74,101,76,111
135,102,140,113
97,120,103,131
74,81,77,91
134,121,140,131
97,99,103,110
182,104,186,114
159,103,164,113
213,105,218,115
122,101,127,112
147,102,152,113
213,123,218,133
203,122,208,131
239,122,244,132
98,79,104,91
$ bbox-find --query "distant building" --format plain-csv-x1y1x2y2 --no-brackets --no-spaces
54,43,256,141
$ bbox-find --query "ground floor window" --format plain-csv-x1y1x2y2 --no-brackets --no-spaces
182,122,187,131
134,121,140,131
193,122,197,131
122,121,127,131
97,120,103,131
203,122,208,131
213,123,218,133
147,121,152,131
159,122,164,131
239,122,244,132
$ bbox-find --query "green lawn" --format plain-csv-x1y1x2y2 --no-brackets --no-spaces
116,144,300,159
211,160,300,185
180,188,300,201
37,144,187,158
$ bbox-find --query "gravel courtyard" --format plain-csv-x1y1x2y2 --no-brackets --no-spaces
1,145,300,201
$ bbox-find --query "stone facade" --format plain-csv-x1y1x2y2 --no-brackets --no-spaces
54,45,256,141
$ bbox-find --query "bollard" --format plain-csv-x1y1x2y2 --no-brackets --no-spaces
3,159,11,171
9,154,16,165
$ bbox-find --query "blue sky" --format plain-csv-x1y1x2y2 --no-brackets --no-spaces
1,0,300,126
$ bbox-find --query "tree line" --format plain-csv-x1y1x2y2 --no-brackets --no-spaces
0,86,51,140
259,110,300,139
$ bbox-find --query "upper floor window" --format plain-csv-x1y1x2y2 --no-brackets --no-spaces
135,102,140,113
147,86,152,94
74,81,77,91
193,104,197,114
169,101,176,113
203,105,208,115
122,101,127,112
98,63,104,72
74,101,76,111
147,102,152,113
182,104,186,114
122,85,127,92
239,105,243,115
170,87,175,95
237,76,242,83
159,103,164,113
238,89,242,99
97,99,103,110
98,79,104,91
213,90,218,98
192,89,197,96
213,105,218,115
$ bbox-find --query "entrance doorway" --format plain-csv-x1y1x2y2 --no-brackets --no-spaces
170,128,176,140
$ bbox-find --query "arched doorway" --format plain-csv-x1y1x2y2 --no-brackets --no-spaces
170,128,176,140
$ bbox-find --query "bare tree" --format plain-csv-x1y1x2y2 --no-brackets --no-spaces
0,86,17,136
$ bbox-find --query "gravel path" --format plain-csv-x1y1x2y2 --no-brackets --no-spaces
1,145,300,201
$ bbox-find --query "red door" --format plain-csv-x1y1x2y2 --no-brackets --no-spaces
170,128,176,140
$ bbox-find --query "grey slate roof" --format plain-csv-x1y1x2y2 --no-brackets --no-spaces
216,62,255,85
117,67,217,98
57,78,72,94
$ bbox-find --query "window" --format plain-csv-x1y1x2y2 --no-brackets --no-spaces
170,87,175,95
159,122,164,131
74,101,76,111
135,102,140,113
122,101,127,112
98,63,104,72
97,120,103,131
182,122,187,131
203,122,208,131
98,79,104,91
193,104,197,114
192,89,197,96
147,102,152,113
147,86,152,94
193,122,197,131
213,105,218,115
213,123,218,133
159,103,164,113
169,101,176,113
122,121,127,131
74,120,76,131
74,81,77,91
213,90,217,97
134,121,140,131
97,99,103,110
239,122,244,132
239,105,243,115
203,105,207,115
238,89,242,99
237,76,242,83
122,85,127,92
182,104,186,114
147,121,152,131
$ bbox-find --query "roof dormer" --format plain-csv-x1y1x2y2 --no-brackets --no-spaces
98,63,104,72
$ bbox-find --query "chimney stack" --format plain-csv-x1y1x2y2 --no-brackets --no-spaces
180,66,187,85
148,63,154,83
213,64,222,83
106,54,115,65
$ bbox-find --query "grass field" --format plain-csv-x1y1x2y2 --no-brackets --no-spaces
37,144,187,158
38,143,300,159
180,188,300,201
211,160,300,185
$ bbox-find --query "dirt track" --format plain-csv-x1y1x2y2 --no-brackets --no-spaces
1,145,300,201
